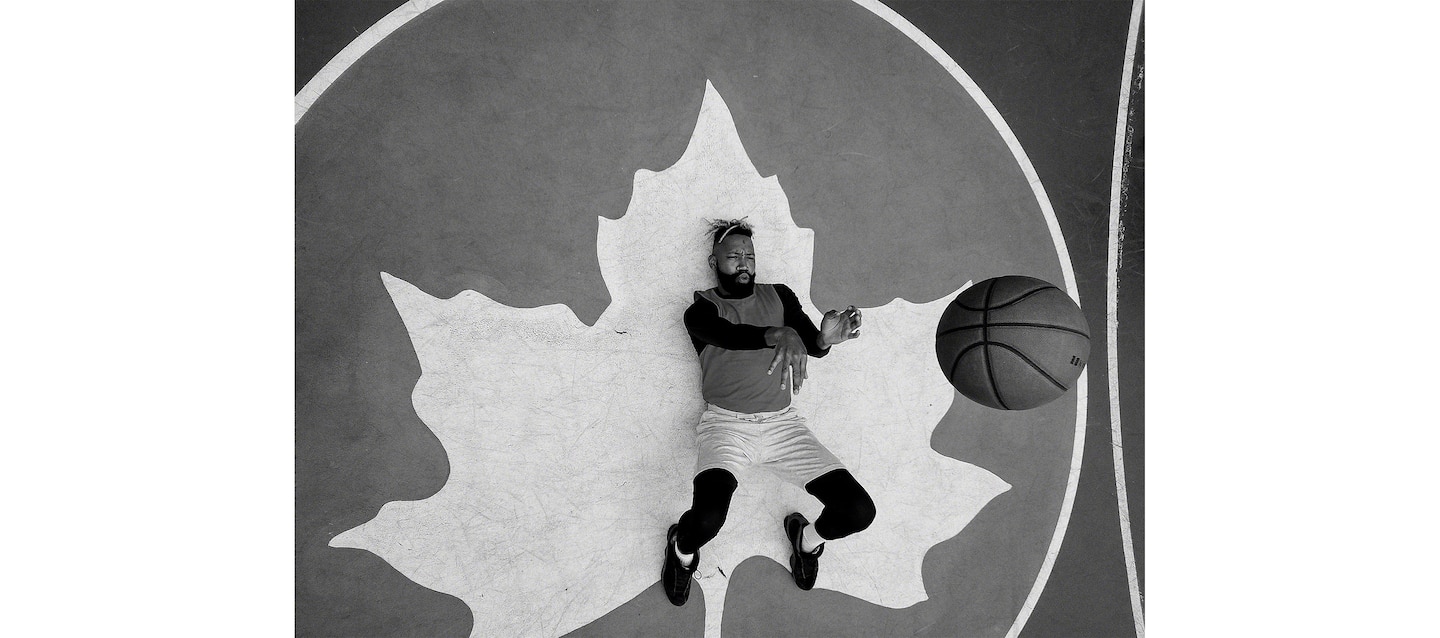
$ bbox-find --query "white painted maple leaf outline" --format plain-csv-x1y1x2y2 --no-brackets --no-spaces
331,81,1009,638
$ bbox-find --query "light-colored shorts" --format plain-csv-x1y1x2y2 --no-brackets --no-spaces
695,404,847,487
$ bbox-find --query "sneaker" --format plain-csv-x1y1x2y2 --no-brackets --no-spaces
661,524,697,606
784,512,823,591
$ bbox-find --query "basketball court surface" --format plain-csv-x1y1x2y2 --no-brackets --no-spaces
295,1,1145,636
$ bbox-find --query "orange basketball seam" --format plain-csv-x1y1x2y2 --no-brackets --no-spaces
980,279,1009,410
937,322,1090,339
947,342,986,384
945,339,1013,411
947,340,1070,400
987,342,1070,392
953,285,1060,313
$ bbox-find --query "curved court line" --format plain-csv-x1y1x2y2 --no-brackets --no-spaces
296,1,1092,635
1106,1,1146,635
294,0,446,124
846,3,1089,637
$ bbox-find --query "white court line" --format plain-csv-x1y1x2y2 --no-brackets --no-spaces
1107,1,1146,636
294,0,448,124
848,3,1088,637
298,2,1092,635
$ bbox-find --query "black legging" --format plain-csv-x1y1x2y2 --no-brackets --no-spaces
674,468,877,555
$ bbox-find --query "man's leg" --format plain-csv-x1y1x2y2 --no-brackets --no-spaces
804,469,876,543
676,468,739,555
663,468,738,606
784,469,876,591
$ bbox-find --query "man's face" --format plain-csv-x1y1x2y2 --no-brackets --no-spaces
710,234,756,296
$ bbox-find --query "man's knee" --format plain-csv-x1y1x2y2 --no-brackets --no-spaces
832,491,876,536
847,491,877,533
678,468,738,551
695,467,738,493
807,470,877,538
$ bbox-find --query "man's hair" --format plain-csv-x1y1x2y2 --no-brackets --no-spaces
708,218,753,245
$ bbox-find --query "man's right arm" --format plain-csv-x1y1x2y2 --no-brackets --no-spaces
684,296,771,353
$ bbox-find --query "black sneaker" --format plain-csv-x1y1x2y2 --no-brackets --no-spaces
784,512,823,591
661,524,697,606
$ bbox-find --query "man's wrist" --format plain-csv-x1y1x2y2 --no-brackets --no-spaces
765,326,802,347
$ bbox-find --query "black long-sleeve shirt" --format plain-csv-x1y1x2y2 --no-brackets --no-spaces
683,283,828,412
683,283,829,356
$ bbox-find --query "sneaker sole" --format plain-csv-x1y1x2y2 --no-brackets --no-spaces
663,524,693,606
784,513,817,591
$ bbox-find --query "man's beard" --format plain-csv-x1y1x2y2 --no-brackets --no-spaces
717,270,755,297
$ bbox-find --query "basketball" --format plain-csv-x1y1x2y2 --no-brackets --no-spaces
936,276,1090,410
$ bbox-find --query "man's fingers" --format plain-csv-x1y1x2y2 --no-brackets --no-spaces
768,349,782,375
793,358,804,393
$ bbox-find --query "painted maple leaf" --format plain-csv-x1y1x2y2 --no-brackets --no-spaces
331,81,1010,638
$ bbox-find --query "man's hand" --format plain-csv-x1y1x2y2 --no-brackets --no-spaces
765,326,808,394
819,306,862,348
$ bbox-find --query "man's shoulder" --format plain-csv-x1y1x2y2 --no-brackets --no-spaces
689,288,723,313
766,283,800,304
690,284,789,304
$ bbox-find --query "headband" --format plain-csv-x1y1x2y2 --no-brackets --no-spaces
713,217,751,244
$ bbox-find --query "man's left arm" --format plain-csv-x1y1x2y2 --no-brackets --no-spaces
775,284,842,357
776,284,864,357
768,284,862,394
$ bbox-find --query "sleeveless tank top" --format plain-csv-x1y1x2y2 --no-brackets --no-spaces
695,283,790,413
